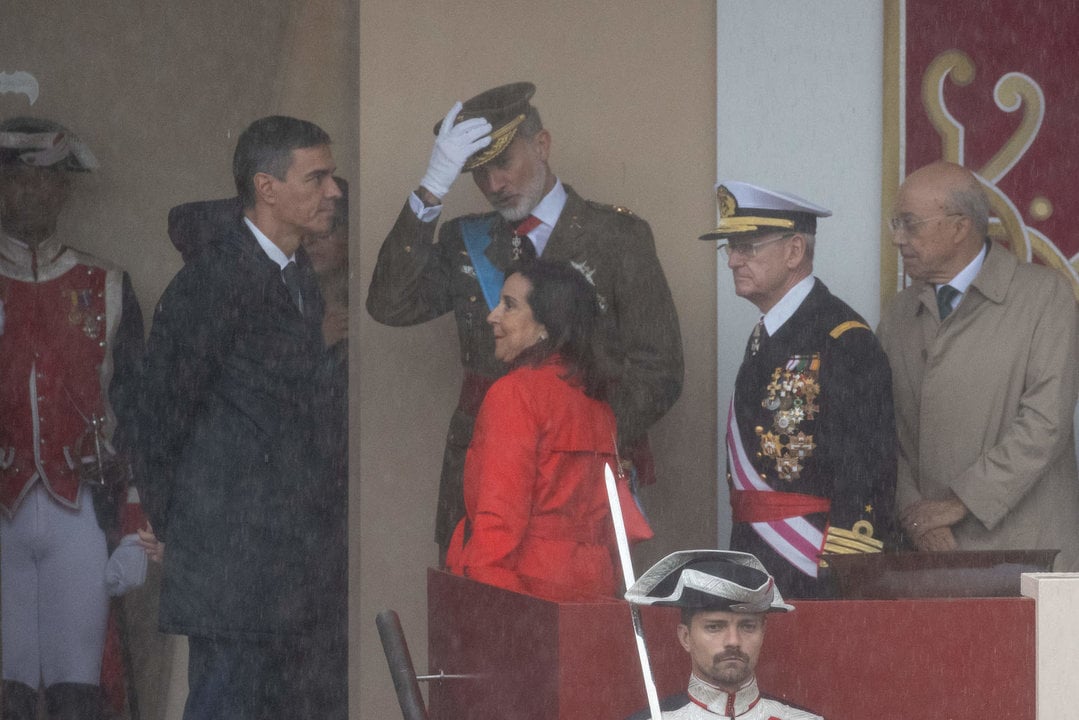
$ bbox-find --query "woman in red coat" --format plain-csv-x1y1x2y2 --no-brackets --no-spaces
446,259,619,599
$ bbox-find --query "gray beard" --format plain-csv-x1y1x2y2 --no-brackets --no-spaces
492,168,548,222
497,204,529,222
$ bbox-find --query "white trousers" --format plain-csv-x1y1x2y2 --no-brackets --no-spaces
1,483,109,687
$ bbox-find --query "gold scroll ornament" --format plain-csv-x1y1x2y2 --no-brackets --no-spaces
921,50,1079,300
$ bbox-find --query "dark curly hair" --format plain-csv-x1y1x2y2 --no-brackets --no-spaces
509,259,607,399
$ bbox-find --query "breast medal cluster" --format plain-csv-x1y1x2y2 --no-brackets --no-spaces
67,287,104,340
755,354,820,481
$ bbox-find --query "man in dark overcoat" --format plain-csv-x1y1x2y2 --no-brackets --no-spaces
136,115,341,719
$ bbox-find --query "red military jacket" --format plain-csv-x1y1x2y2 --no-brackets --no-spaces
0,232,141,531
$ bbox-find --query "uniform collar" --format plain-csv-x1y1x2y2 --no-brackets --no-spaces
522,178,566,257
762,275,815,336
687,674,761,718
529,178,566,229
0,231,75,282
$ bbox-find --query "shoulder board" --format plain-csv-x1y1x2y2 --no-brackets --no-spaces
585,199,637,217
828,320,870,339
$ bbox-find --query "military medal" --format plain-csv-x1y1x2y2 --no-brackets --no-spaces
66,288,102,340
510,215,541,262
570,259,608,311
756,354,821,481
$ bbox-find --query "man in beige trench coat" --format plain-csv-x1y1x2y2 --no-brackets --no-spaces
877,161,1079,570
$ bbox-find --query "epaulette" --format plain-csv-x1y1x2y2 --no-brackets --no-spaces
828,320,870,339
586,199,637,218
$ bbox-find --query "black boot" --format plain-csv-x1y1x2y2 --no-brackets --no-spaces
44,683,103,720
1,681,39,720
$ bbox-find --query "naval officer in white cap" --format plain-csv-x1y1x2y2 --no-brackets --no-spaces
702,182,897,599
624,550,822,720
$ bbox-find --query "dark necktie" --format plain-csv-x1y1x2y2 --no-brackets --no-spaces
282,261,304,313
511,215,541,262
746,318,765,360
936,284,959,320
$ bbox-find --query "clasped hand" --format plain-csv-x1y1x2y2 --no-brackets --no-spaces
900,494,969,552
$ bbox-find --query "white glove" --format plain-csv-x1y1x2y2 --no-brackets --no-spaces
105,533,148,597
419,101,492,199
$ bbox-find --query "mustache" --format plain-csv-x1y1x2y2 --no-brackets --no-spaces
714,651,750,664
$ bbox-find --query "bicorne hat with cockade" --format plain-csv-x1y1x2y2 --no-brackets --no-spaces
699,180,831,241
433,81,537,172
625,550,794,613
0,116,98,171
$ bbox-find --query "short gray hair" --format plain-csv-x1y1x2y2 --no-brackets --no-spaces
516,105,544,140
947,175,990,238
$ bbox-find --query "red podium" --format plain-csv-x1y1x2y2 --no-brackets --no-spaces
427,568,1035,720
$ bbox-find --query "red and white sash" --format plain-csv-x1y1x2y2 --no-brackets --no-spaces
726,397,827,577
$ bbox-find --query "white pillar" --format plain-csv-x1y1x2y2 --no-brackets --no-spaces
1021,573,1079,720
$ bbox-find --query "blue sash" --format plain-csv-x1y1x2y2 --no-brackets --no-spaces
459,216,504,311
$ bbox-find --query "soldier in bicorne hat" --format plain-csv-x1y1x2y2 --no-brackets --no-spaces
701,181,897,599
367,82,684,555
0,116,157,719
625,550,822,720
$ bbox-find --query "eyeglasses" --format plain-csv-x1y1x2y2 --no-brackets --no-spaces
888,213,964,235
718,233,794,258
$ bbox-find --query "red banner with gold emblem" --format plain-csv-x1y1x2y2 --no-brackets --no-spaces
882,0,1079,299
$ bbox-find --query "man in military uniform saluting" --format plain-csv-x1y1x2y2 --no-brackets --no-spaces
701,181,896,598
368,82,684,553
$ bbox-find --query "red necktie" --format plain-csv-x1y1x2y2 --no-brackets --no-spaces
514,215,542,236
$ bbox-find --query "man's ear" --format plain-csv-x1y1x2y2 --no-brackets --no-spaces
531,129,552,163
252,171,277,206
950,214,974,245
677,623,692,652
785,233,806,269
